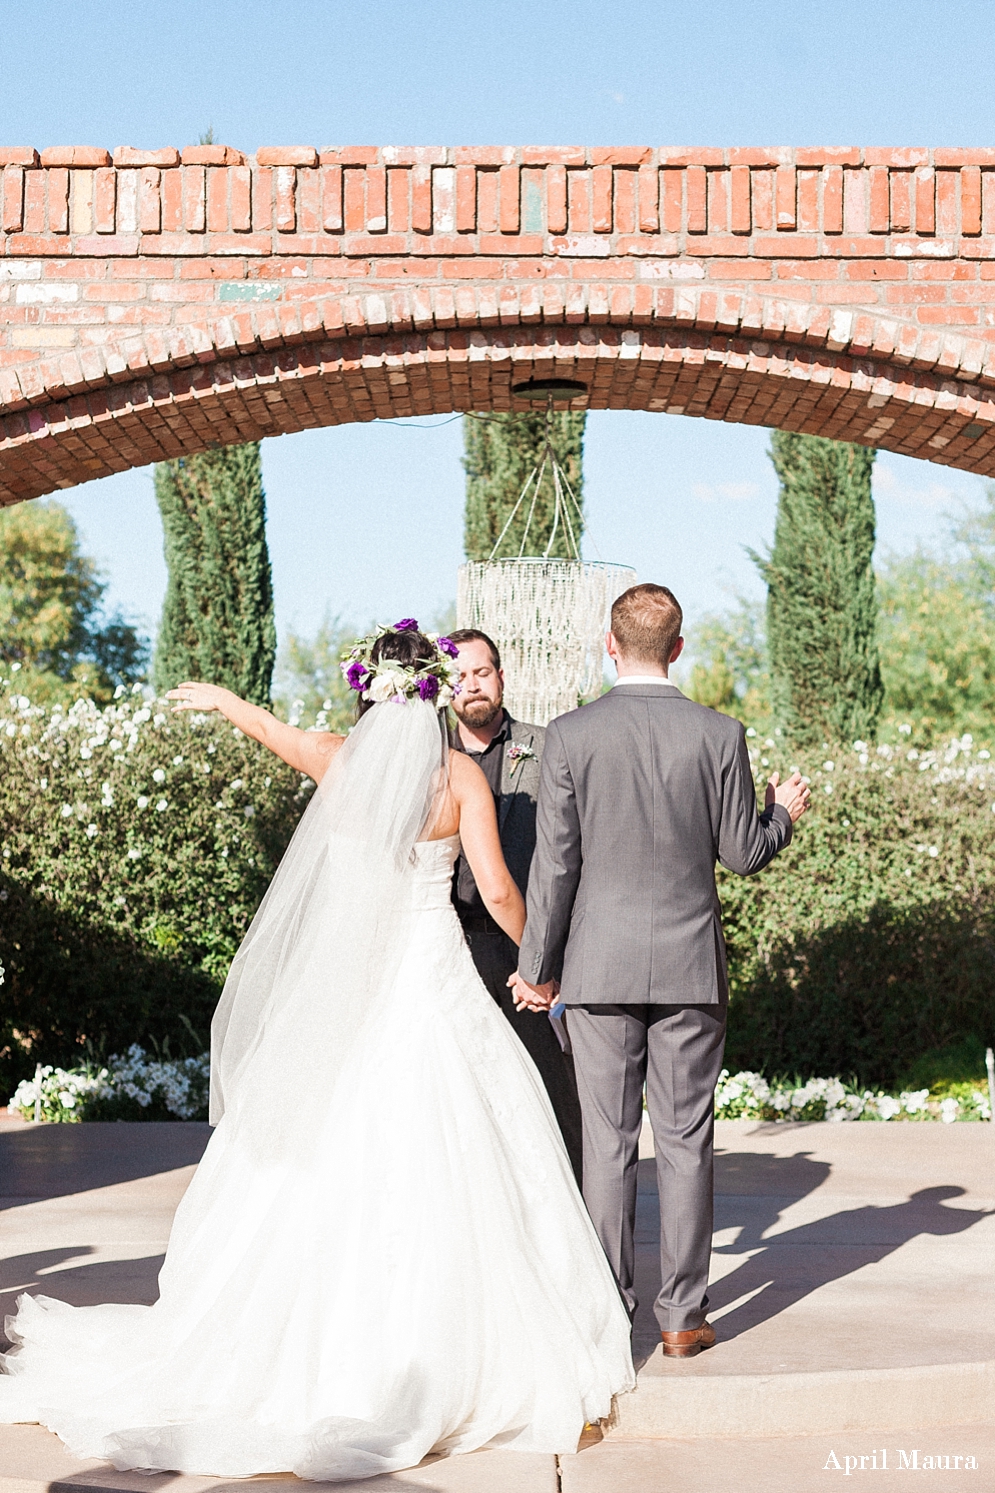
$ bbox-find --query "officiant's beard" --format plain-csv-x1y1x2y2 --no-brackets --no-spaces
456,698,503,730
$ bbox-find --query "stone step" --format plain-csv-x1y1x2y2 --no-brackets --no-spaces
610,1355,995,1439
4,1421,995,1493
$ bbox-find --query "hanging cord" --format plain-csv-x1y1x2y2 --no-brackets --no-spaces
488,395,592,563
379,403,610,564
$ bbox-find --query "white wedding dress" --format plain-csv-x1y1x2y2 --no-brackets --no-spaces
0,701,634,1481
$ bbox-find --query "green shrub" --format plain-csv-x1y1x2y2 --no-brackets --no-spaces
897,1034,988,1094
723,732,995,1088
0,677,311,1102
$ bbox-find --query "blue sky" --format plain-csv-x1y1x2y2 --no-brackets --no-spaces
2,0,991,649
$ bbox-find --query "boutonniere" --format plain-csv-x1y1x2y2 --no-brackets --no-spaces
506,742,537,775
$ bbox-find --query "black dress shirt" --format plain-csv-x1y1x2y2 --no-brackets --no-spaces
451,710,510,917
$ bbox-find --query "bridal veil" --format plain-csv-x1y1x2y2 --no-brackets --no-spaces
209,697,448,1137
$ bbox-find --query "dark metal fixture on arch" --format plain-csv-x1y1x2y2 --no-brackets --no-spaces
510,378,588,401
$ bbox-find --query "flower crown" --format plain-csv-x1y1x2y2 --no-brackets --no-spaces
340,619,461,710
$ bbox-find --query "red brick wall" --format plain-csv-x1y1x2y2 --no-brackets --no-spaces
2,146,995,504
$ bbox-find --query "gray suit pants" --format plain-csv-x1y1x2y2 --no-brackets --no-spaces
566,1003,726,1333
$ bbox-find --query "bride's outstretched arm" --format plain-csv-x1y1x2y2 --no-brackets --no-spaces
450,753,526,945
167,681,344,782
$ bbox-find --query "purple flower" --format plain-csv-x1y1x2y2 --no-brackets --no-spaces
417,674,440,701
436,636,459,658
393,618,419,632
345,661,370,692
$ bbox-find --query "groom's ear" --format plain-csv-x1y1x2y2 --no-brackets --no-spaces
670,636,685,664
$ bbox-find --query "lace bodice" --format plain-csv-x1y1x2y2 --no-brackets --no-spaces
411,833,460,910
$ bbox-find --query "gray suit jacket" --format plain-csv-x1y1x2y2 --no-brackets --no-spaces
518,683,793,1005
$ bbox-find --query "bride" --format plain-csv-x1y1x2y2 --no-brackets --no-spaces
0,621,634,1481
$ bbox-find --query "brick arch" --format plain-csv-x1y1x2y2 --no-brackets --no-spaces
3,144,995,504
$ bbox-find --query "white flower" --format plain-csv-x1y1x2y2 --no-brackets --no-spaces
876,1095,901,1121
745,727,756,738
101,783,114,807
852,741,867,753
58,1091,76,1108
940,1097,959,1124
61,804,73,818
368,670,407,703
79,746,92,759
243,805,256,819
152,768,166,784
230,779,243,790
136,795,149,809
127,847,142,860
153,713,166,727
109,738,122,751
824,783,834,794
85,823,98,838
155,798,168,812
172,755,183,766
901,1089,930,1115
823,761,835,771
39,777,47,789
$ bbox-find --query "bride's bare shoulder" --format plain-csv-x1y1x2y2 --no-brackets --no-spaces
447,750,488,797
307,731,347,782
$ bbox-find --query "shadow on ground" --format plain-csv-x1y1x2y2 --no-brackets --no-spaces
0,1247,166,1349
0,1121,210,1210
631,1148,993,1366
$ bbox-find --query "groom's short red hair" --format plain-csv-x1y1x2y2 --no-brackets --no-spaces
610,584,683,666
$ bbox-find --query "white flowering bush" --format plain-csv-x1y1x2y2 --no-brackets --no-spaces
713,1069,991,1123
8,1045,210,1123
723,730,995,1089
8,1061,109,1122
0,673,312,1102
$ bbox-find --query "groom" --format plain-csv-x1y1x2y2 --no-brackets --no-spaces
511,584,809,1356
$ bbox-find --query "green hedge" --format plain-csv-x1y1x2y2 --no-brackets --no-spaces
723,732,995,1088
4,681,995,1103
0,680,310,1101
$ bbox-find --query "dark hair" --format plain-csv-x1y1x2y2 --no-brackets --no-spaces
447,628,501,671
356,628,440,718
610,584,683,667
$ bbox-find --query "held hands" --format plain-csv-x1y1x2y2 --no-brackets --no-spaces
507,972,558,1013
166,682,234,715
765,770,811,824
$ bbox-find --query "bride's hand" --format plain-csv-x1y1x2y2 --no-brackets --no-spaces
167,681,232,714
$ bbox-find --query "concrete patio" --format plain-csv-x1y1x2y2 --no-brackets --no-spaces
1,1115,992,1492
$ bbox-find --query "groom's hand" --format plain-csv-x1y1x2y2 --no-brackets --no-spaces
507,972,557,1012
765,770,811,823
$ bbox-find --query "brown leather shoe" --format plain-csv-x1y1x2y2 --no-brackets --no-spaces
661,1322,716,1358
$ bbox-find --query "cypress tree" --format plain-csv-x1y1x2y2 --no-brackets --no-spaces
753,431,883,748
153,443,276,705
462,411,586,561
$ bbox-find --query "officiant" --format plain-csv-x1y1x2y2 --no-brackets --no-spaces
449,629,583,1180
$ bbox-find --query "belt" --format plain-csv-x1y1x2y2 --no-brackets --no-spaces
458,912,503,934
